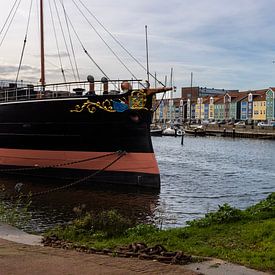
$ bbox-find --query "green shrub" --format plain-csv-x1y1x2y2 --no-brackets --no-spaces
245,193,275,220
186,193,275,228
187,203,244,227
71,210,134,238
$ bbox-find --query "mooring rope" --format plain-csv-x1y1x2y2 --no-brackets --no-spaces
7,150,126,199
0,151,122,173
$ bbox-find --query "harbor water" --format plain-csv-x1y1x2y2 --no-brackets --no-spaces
1,135,274,232
155,135,275,226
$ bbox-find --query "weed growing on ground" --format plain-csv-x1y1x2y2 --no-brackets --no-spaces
152,199,177,229
0,191,32,229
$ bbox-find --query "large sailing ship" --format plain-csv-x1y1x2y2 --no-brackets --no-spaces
0,0,171,188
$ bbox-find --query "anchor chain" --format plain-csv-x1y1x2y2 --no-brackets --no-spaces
7,150,127,199
0,151,123,173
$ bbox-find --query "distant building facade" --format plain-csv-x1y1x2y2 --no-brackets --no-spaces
153,86,275,124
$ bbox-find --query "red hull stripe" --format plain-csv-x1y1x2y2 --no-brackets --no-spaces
0,148,160,175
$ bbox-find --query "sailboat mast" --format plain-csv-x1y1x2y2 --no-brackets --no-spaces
145,25,149,83
40,0,45,87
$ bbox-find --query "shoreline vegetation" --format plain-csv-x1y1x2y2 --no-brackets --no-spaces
1,190,274,271
0,191,32,229
42,193,275,272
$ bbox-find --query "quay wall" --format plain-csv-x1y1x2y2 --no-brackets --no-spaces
204,124,275,139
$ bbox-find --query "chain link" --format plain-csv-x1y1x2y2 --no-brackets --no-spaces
0,151,122,173
6,150,127,200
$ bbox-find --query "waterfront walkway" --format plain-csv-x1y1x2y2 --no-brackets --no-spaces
0,223,270,275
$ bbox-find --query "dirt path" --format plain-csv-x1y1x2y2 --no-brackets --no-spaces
0,238,198,275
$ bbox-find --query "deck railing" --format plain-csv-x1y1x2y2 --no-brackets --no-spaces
0,79,143,103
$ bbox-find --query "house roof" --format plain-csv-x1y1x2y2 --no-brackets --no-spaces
253,93,266,102
155,87,272,106
214,95,224,104
231,93,248,103
240,89,268,95
224,91,247,102
202,95,212,104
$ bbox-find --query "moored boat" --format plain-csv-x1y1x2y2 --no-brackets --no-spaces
0,1,172,189
0,80,171,189
184,126,206,136
176,129,184,136
162,127,184,136
150,129,163,136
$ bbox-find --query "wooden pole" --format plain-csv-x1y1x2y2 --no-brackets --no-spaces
40,0,45,88
145,25,150,83
190,72,193,124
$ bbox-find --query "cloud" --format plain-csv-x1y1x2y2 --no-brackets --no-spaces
1,0,275,90
0,64,36,74
0,62,40,84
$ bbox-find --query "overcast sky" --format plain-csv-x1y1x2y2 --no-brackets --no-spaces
0,0,275,92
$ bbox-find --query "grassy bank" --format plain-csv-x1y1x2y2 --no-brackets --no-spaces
46,193,275,272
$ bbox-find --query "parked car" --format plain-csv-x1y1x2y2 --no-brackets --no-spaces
201,120,210,125
234,121,246,127
258,122,266,127
257,121,275,127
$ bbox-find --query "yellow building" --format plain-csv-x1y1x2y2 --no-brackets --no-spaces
252,93,266,121
195,98,204,120
208,96,219,120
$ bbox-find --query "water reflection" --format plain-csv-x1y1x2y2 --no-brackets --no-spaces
1,135,275,232
0,177,159,233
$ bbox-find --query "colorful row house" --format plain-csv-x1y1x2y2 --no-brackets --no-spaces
266,88,275,120
153,87,275,124
251,91,267,121
192,88,274,122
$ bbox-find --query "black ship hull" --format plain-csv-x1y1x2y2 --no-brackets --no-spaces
0,90,160,188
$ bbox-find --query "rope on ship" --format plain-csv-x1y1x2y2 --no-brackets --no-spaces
0,151,123,173
48,0,67,84
5,150,126,199
60,1,81,82
76,0,166,87
0,0,21,49
71,0,140,85
15,0,33,84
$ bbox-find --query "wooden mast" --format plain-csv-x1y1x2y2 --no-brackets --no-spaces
145,25,149,83
40,0,45,87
